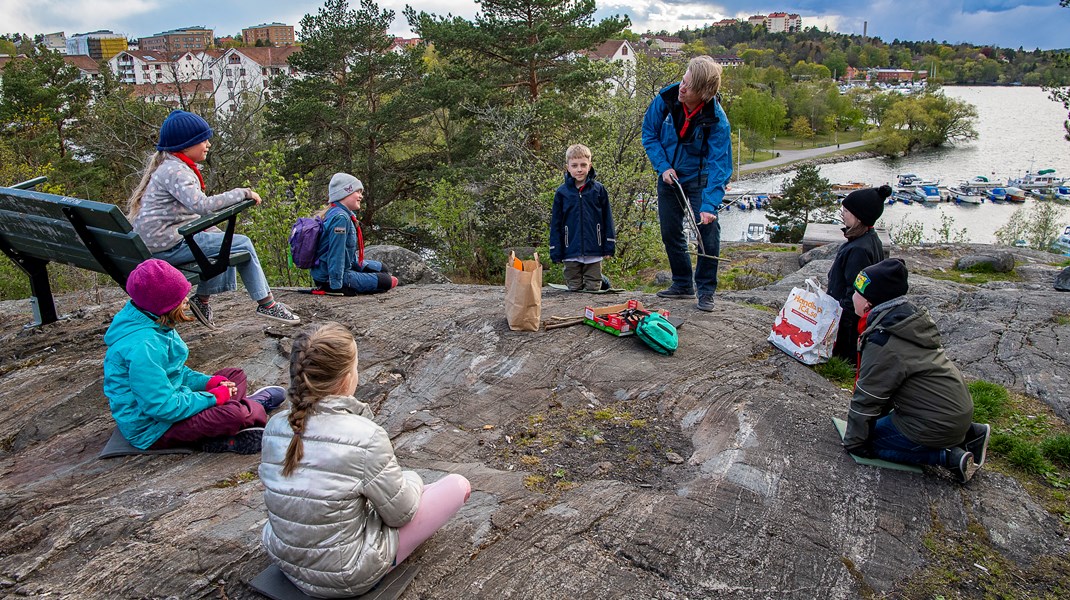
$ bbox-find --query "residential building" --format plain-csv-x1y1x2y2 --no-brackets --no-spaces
641,35,685,52
241,23,295,46
388,37,422,54
130,79,215,107
139,27,213,54
66,30,127,61
109,50,215,85
747,15,768,28
766,12,802,33
584,39,636,93
711,19,740,28
43,32,66,54
63,55,103,81
212,46,299,112
712,55,744,68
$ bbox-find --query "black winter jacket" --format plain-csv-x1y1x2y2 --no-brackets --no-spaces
549,169,616,263
827,228,885,310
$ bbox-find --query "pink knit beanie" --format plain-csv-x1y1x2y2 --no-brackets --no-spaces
126,259,191,315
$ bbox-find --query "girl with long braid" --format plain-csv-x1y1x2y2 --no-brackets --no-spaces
259,323,471,598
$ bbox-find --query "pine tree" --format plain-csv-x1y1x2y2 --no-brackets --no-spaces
767,164,834,243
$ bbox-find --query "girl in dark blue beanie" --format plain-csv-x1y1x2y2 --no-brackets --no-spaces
127,110,300,328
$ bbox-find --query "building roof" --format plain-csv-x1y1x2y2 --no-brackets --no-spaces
115,49,168,62
64,55,100,72
650,34,684,43
226,46,299,67
244,23,291,29
148,27,212,36
587,39,631,60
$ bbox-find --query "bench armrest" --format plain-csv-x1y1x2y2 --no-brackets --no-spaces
178,197,257,281
11,176,48,190
177,197,256,237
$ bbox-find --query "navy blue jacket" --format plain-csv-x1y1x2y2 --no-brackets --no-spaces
310,203,361,290
549,169,615,263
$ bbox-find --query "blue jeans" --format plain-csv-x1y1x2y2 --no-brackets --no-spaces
870,415,948,467
316,260,386,294
153,231,271,301
657,178,720,295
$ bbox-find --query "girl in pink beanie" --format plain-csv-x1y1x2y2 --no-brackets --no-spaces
102,259,286,453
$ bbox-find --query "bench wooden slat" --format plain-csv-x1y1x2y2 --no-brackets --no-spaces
0,189,133,232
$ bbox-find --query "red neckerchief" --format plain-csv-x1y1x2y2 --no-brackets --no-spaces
678,101,705,139
171,152,206,191
854,308,870,383
333,202,364,265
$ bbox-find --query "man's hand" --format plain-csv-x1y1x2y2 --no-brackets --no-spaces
661,169,678,185
699,211,717,225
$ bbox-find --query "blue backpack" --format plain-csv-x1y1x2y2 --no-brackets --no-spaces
289,216,323,269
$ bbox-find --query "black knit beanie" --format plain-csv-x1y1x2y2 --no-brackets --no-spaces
842,184,892,227
853,258,909,307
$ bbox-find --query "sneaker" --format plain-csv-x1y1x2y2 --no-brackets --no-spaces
947,447,978,483
313,282,344,296
248,386,287,412
656,286,695,299
201,427,264,455
696,294,715,312
189,296,216,329
256,301,301,325
961,423,991,467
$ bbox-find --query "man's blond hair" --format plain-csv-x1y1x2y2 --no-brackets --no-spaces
686,56,723,101
565,143,592,162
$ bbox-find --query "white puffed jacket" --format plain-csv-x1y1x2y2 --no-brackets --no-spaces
259,395,423,598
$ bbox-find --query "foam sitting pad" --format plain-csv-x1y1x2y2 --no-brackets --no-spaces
830,417,924,474
98,427,193,459
250,563,420,600
547,283,624,294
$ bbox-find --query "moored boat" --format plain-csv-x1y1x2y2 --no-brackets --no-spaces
910,185,942,203
1005,187,1027,203
1010,169,1066,190
948,185,985,204
1053,225,1070,256
988,187,1008,202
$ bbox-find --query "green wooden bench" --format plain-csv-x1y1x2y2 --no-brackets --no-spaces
0,177,255,326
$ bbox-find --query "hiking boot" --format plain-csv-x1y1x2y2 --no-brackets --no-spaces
201,427,263,455
248,386,287,412
256,301,300,325
696,294,715,312
947,447,978,483
656,286,695,299
961,423,991,467
189,296,216,329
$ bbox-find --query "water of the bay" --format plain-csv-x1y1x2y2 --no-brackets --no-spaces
722,86,1070,243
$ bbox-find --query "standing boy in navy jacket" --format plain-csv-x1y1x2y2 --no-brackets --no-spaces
549,144,616,291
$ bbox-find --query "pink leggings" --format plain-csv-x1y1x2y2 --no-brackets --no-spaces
394,474,471,565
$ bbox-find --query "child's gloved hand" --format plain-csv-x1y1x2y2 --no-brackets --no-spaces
208,385,233,405
206,375,229,389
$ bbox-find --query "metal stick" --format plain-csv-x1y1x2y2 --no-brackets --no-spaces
669,174,706,258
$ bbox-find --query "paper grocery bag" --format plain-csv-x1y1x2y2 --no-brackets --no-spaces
767,278,842,365
504,251,542,331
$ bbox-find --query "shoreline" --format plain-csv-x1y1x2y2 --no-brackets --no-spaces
736,149,882,183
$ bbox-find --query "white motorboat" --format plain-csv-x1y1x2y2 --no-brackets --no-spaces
1010,169,1066,190
948,185,985,204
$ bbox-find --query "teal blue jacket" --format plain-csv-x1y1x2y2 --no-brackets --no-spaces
103,301,216,449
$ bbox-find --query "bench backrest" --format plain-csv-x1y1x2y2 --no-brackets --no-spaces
0,187,152,282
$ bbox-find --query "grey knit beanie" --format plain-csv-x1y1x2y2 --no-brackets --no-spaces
328,173,363,203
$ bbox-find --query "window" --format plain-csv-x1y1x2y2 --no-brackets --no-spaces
239,68,246,76
227,80,233,89
262,68,268,76
622,46,628,56
225,68,231,76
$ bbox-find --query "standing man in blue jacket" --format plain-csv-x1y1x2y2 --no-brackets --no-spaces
641,56,733,312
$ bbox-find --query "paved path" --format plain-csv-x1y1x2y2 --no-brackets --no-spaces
738,139,869,172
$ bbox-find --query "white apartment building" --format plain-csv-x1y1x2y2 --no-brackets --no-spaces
109,50,217,85
212,46,298,112
586,39,637,93
765,12,802,33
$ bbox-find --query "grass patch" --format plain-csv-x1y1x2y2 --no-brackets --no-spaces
718,266,779,291
918,268,1022,285
213,469,258,488
1054,312,1070,326
813,357,855,390
891,508,1070,599
742,302,775,312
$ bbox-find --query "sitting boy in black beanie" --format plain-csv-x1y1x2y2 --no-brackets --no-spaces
842,258,990,483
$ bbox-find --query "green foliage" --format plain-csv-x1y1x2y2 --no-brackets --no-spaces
0,49,91,162
814,357,855,389
1042,434,1070,467
425,179,483,278
889,218,925,245
767,164,834,243
875,92,979,156
239,144,318,287
968,380,1009,424
935,212,970,244
995,201,1068,252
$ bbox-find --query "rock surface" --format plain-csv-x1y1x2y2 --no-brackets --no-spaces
0,243,1068,599
1056,266,1070,291
954,251,1016,273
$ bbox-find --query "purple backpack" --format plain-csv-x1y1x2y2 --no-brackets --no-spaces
289,216,323,269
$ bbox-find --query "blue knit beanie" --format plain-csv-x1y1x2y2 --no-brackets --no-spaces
156,110,213,152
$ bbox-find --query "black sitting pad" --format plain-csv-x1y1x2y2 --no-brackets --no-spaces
250,563,420,600
98,427,193,459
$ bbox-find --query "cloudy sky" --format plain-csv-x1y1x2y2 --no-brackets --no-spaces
2,0,1068,50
